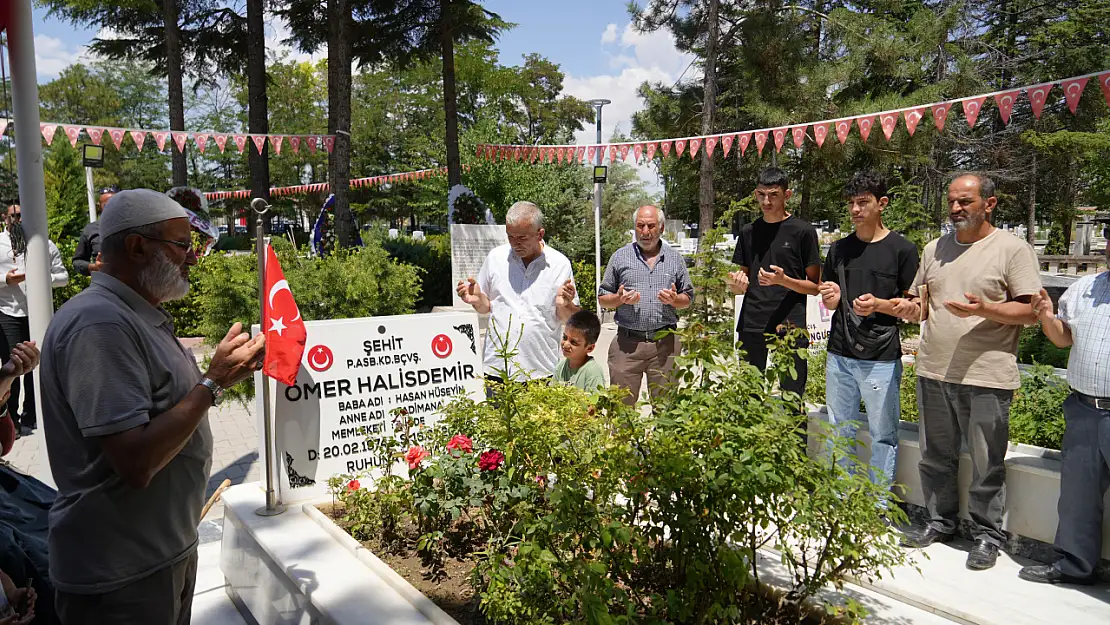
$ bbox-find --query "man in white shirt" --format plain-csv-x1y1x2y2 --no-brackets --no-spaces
456,201,579,389
1018,270,1110,585
1,204,69,435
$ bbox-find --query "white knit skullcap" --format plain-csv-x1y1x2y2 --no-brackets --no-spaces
99,189,190,239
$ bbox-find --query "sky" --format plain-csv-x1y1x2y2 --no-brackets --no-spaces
28,1,694,189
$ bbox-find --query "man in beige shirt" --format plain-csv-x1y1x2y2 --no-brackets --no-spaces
890,174,1041,571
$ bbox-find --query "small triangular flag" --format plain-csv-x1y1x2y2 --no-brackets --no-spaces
754,131,768,155
931,103,950,131
879,113,897,140
791,125,806,148
962,96,987,128
129,130,146,152
904,108,926,136
1062,77,1089,114
857,116,875,142
995,91,1020,124
772,128,787,152
813,123,829,147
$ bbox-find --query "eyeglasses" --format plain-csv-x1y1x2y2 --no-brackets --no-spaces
139,234,195,254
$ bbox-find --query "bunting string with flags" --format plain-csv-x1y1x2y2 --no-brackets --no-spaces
0,118,335,157
474,69,1110,166
202,166,450,201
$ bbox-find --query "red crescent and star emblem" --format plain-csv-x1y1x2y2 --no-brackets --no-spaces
307,345,334,372
431,334,453,359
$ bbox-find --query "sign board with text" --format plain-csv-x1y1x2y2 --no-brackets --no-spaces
256,312,484,503
733,294,834,358
450,224,508,307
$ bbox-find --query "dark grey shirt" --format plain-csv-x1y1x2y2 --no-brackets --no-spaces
41,272,212,593
600,242,694,331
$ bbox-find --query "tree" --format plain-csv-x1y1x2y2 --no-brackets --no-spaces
246,0,271,234
631,0,725,235
42,0,251,188
363,0,504,187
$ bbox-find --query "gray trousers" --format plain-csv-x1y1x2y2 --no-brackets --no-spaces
917,377,1012,545
1053,393,1110,579
55,549,198,625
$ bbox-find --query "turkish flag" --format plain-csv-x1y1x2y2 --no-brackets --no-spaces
262,244,306,386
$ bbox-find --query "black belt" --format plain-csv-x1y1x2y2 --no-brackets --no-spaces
1073,390,1110,411
618,325,676,342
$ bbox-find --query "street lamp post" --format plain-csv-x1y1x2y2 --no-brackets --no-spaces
588,99,610,316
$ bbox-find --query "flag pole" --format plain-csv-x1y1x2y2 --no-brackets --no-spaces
253,198,285,517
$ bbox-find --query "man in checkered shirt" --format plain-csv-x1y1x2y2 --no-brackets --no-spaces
1018,269,1110,586
599,205,693,405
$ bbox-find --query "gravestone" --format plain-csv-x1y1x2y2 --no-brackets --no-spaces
450,223,508,308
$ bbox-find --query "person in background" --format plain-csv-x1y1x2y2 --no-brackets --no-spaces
892,174,1041,571
599,205,693,405
819,171,919,496
727,167,821,399
41,190,265,625
1018,267,1110,585
73,186,118,276
457,201,579,390
0,205,69,436
553,310,607,392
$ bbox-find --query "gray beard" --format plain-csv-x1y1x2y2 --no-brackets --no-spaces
138,249,190,303
952,213,985,232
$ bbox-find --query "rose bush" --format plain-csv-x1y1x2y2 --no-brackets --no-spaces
328,325,910,624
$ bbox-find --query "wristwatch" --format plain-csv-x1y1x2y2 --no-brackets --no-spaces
198,377,225,406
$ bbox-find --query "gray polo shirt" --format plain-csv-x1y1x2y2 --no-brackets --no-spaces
41,272,212,594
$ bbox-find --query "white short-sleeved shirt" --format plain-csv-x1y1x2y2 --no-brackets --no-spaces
478,243,578,379
1057,271,1110,397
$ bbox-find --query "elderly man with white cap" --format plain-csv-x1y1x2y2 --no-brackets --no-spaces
40,189,265,625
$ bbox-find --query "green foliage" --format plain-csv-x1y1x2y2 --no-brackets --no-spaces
43,143,90,243
188,239,422,401
1009,364,1069,450
900,363,919,424
682,204,739,332
809,352,1066,449
571,260,598,313
1018,326,1071,369
806,349,827,406
50,237,89,312
380,234,452,311
335,325,909,623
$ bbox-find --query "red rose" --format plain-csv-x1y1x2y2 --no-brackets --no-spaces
446,434,474,453
347,479,360,492
478,449,505,472
406,445,431,470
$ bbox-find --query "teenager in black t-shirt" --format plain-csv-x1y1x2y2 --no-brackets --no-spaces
817,171,919,496
727,167,821,400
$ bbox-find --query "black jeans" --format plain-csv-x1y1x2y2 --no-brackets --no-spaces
0,312,34,428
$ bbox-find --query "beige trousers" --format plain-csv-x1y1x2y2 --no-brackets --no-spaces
607,333,680,405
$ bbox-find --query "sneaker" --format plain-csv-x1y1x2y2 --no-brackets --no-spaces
18,425,34,437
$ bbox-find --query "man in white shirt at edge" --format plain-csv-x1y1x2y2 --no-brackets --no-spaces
1018,268,1110,585
456,201,579,392
0,204,69,435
